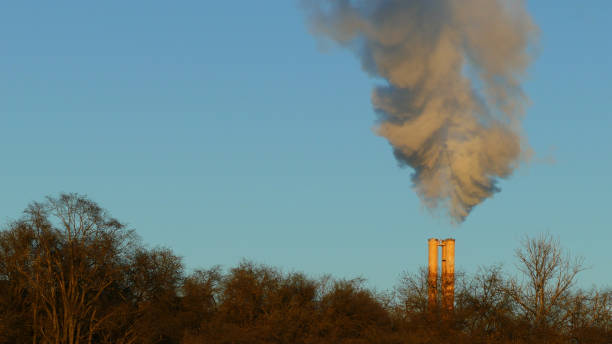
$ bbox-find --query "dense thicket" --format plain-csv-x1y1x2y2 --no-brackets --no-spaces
0,194,610,344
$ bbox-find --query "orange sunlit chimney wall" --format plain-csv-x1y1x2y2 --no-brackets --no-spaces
427,238,439,310
427,238,455,313
441,238,455,312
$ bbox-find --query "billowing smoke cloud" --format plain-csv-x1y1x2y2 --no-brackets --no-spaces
303,0,536,223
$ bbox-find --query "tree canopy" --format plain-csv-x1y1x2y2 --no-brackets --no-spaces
0,194,610,344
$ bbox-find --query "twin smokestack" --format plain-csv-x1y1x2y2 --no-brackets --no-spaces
428,238,455,312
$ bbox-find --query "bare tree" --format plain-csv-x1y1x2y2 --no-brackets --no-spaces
507,233,585,329
396,267,430,318
6,193,136,344
454,265,525,342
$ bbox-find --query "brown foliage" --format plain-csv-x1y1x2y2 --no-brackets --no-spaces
0,195,610,344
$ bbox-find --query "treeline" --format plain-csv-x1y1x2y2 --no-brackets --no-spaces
0,194,610,344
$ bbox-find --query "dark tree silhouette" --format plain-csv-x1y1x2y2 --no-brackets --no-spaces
0,194,136,344
0,194,610,344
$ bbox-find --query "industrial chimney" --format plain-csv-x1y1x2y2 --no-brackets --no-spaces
441,238,455,312
427,238,455,312
427,238,439,310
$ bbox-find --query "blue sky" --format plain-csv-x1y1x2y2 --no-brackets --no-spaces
1,1,610,290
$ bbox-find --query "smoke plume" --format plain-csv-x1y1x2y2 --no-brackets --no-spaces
303,0,537,223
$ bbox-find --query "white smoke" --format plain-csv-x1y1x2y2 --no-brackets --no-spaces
303,0,537,223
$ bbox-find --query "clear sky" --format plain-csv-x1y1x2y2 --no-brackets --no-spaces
1,1,610,290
